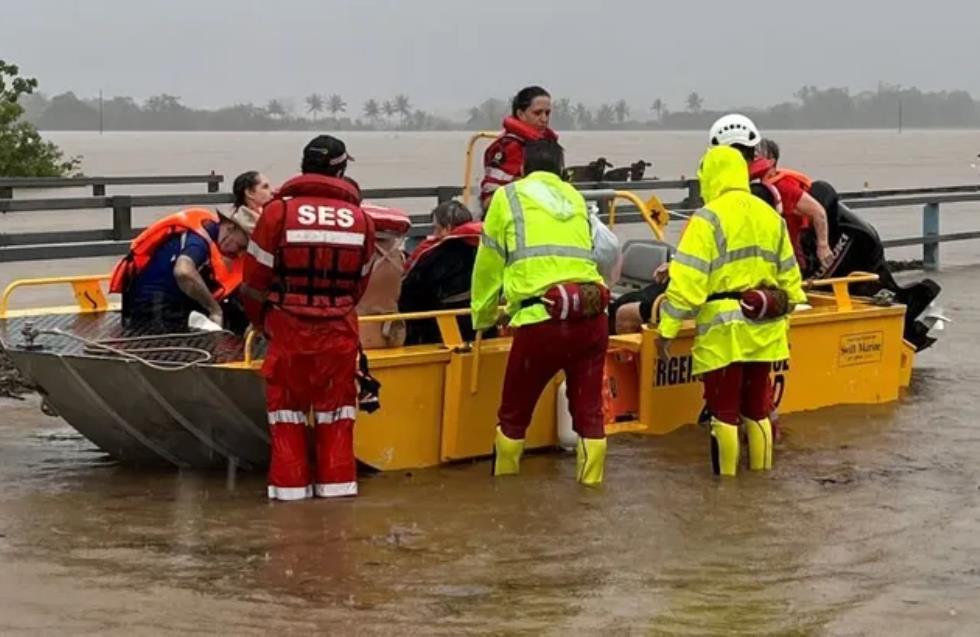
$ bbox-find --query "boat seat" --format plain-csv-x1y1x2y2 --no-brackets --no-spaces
612,239,672,297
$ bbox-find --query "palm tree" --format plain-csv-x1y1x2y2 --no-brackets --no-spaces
686,91,704,113
393,94,412,121
574,102,592,129
327,94,346,118
596,104,616,128
363,99,380,125
382,99,396,126
651,98,665,121
306,93,324,121
409,110,429,130
266,99,285,119
614,99,629,124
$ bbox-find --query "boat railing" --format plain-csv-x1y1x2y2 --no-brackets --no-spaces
1,274,113,318
803,272,880,312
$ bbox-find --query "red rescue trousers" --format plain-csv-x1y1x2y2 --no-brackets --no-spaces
262,310,360,501
702,362,772,424
498,314,608,440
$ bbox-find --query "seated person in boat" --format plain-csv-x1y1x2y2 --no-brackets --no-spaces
400,200,483,344
110,204,260,331
609,262,670,335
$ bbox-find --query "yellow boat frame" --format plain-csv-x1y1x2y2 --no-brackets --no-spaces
0,137,916,471
2,266,915,471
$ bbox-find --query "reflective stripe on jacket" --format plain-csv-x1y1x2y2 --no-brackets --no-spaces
471,171,603,330
659,146,807,375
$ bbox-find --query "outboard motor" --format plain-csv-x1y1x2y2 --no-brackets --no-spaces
804,181,943,352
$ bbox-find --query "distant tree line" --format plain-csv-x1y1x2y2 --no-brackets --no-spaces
466,85,980,131
19,92,457,132
18,84,980,132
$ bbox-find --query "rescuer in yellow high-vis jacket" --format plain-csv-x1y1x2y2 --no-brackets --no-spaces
658,144,806,477
471,139,610,486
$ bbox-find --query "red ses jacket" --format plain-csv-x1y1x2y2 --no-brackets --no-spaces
479,117,558,211
242,174,376,335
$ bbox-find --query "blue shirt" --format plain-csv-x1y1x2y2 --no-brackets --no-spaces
128,221,220,310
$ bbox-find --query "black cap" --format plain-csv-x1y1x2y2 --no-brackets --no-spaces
303,135,354,167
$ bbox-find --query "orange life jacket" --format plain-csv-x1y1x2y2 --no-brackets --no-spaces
762,168,814,230
109,208,243,300
766,168,813,192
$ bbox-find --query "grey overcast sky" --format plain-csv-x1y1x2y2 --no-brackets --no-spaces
5,0,980,114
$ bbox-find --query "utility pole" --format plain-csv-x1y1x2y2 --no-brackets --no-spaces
99,89,104,135
898,98,903,134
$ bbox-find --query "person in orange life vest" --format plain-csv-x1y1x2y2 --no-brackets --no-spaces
479,86,559,213
242,135,377,502
114,197,261,332
401,200,483,344
751,138,833,274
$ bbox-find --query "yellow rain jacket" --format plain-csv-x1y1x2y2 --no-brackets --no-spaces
659,146,806,375
471,171,603,330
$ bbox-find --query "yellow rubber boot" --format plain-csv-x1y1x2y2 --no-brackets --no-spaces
576,436,607,486
492,426,524,476
742,417,773,471
710,419,740,477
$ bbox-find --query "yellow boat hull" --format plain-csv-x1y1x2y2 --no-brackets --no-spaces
1,274,916,472
334,292,913,471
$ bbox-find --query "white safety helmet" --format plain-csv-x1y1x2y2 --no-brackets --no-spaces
708,113,761,148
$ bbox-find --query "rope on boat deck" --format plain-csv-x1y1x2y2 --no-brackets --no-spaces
36,328,214,372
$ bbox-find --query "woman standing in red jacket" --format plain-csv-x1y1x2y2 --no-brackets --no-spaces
478,86,558,212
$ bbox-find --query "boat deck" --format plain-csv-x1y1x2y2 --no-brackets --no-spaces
0,311,258,366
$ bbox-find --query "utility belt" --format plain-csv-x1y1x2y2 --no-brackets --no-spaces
705,291,743,303
707,286,790,320
520,282,610,321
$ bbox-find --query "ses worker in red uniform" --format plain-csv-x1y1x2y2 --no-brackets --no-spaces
479,86,559,213
242,136,376,502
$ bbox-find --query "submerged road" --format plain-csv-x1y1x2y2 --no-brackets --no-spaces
1,266,978,635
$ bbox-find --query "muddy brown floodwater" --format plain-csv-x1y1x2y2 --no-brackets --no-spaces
2,265,978,635
3,131,980,631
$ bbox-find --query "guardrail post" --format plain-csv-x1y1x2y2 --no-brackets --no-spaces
92,182,106,196
435,186,457,205
0,186,11,199
112,195,133,241
207,174,220,193
595,197,611,223
922,203,940,271
684,180,702,209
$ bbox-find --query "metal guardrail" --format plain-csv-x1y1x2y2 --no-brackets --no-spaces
582,181,980,272
0,184,467,262
0,173,223,198
0,176,978,270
